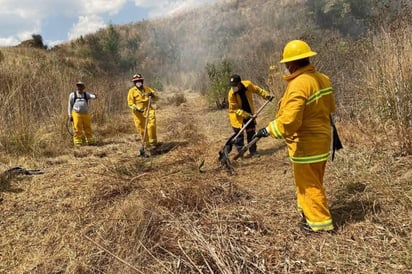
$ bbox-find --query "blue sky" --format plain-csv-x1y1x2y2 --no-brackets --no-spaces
0,0,217,47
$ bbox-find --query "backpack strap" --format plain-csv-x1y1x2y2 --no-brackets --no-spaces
74,92,88,104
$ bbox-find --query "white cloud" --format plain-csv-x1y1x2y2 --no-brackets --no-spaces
0,0,124,46
0,0,79,18
47,40,65,48
0,0,217,47
133,0,216,17
84,0,128,15
17,31,40,42
0,5,42,46
0,16,39,36
0,37,19,47
0,0,73,46
68,15,107,40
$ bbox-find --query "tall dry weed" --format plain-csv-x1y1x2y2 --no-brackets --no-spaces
0,47,131,157
356,26,412,154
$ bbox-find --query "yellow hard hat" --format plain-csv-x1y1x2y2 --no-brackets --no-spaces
280,40,317,63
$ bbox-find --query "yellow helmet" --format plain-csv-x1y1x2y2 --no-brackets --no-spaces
280,40,317,63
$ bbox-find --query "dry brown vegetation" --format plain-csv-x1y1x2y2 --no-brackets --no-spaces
1,91,411,273
1,0,412,273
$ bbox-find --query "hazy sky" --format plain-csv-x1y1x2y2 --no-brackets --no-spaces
0,0,217,47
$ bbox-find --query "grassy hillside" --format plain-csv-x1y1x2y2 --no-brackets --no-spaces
1,0,410,157
0,0,411,273
1,91,411,273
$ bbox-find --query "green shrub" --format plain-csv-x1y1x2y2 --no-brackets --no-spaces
205,59,232,109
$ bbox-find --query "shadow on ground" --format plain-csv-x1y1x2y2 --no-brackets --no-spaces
330,182,380,228
152,141,189,156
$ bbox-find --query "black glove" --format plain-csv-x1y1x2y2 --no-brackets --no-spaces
147,92,153,97
266,95,274,102
254,128,269,138
69,116,73,122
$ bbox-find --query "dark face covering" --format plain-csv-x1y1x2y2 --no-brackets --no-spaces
285,62,298,74
286,58,310,74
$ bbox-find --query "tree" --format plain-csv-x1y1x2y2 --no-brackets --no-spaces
102,24,120,58
306,0,373,37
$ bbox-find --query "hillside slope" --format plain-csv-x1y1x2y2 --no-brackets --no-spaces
1,91,411,273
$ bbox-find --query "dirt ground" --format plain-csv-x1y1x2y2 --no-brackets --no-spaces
1,91,411,273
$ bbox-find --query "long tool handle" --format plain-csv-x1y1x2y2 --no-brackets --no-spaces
231,99,271,143
141,96,152,151
232,136,261,160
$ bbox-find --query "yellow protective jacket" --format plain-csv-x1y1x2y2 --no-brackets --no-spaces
127,85,158,111
267,64,336,163
228,80,270,128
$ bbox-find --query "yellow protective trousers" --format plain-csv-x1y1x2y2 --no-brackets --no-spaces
132,109,157,146
294,161,334,231
72,111,95,145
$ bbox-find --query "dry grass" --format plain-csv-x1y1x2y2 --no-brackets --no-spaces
0,2,411,273
352,23,412,154
0,46,130,158
1,91,411,274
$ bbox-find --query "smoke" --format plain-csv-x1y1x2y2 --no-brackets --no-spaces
133,0,315,89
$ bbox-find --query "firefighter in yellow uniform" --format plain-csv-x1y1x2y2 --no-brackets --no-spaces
254,40,336,233
228,74,273,157
127,73,159,150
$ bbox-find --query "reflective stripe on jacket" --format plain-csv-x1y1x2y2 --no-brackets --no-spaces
267,64,336,163
228,80,269,128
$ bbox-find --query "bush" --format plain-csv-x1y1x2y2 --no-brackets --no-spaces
205,60,232,109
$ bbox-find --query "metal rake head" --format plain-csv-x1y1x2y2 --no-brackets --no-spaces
218,144,234,172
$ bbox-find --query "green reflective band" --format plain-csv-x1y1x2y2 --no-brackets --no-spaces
306,87,333,105
306,218,334,231
290,152,330,163
269,120,283,139
235,109,243,116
